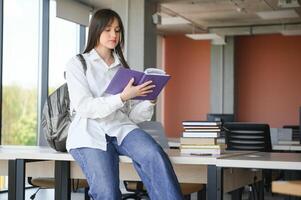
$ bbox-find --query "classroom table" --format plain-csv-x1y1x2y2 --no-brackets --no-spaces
273,144,301,151
215,152,301,200
168,138,301,151
0,145,259,200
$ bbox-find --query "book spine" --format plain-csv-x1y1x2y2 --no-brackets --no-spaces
183,126,221,129
180,148,223,154
183,129,221,132
182,132,220,138
180,137,216,145
180,144,226,149
182,121,222,126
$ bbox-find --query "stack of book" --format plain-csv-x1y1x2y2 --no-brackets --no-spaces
180,121,225,155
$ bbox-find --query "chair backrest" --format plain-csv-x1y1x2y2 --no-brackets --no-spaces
224,122,272,152
138,121,169,149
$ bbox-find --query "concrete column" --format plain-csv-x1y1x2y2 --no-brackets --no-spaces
113,0,158,120
112,0,157,71
210,37,235,114
156,35,164,123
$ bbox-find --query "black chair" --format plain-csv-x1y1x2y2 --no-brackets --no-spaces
28,177,89,200
224,123,272,152
224,122,272,200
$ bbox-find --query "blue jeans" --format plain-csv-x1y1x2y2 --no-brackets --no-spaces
69,128,183,200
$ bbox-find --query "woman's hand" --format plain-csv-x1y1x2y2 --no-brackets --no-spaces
120,78,155,102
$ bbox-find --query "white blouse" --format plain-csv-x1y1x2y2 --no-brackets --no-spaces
65,49,155,151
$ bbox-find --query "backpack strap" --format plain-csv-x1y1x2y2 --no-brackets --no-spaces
64,54,87,79
76,54,87,75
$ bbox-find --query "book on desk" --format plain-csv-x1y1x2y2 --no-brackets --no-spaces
180,120,225,155
105,67,170,100
182,121,222,126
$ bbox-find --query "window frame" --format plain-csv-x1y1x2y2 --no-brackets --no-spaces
0,0,3,144
0,0,86,145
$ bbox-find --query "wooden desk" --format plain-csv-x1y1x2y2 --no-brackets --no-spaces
273,144,301,151
0,146,54,199
0,145,259,200
169,137,301,152
0,145,74,200
215,152,301,200
167,137,181,148
277,140,300,145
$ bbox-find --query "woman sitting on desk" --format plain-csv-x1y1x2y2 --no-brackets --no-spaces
65,9,183,200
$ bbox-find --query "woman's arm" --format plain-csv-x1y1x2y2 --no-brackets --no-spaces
66,57,124,119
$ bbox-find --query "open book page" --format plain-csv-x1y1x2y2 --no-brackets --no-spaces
144,68,167,76
136,69,171,100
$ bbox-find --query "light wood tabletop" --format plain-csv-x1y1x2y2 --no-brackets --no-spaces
217,151,301,170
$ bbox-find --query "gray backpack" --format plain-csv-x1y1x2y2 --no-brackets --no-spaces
41,54,87,152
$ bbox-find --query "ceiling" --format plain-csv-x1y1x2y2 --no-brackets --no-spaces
77,0,112,10
78,0,301,36
157,0,301,35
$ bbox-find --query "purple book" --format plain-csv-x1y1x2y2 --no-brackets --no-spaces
105,67,171,100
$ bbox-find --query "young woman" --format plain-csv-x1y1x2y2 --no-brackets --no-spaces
65,9,183,200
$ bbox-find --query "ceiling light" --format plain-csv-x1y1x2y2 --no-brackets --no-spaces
161,16,190,25
185,33,223,40
257,10,299,19
185,33,226,45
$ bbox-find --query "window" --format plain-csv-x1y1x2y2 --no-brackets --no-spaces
2,0,40,145
48,0,79,93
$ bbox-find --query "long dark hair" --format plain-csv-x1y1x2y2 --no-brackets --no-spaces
84,9,129,68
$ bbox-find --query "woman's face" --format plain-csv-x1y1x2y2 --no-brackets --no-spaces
98,17,121,50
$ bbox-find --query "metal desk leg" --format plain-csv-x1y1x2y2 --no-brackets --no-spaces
258,180,264,200
8,159,25,200
207,165,223,200
55,160,70,200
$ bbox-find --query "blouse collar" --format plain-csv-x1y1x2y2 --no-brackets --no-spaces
88,48,121,68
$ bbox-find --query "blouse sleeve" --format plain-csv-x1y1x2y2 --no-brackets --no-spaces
127,100,155,123
66,57,124,119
